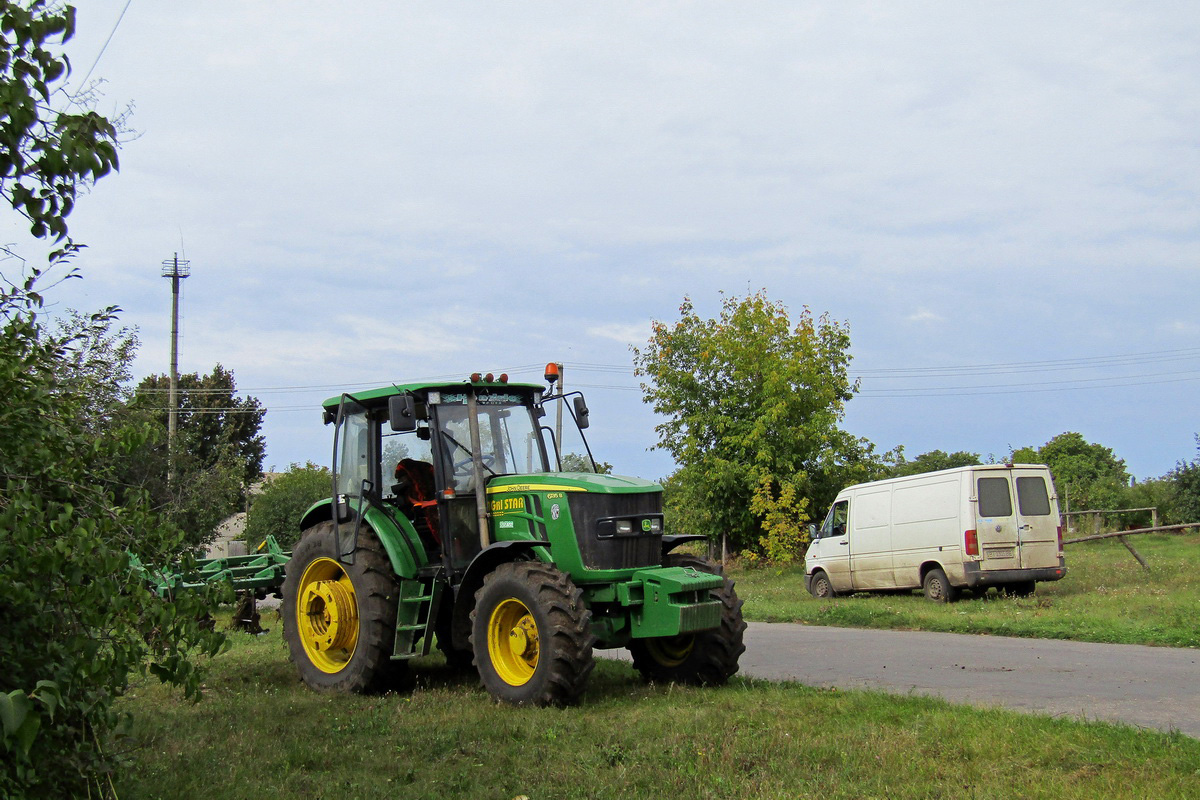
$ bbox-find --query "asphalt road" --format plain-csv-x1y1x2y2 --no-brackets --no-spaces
605,622,1200,738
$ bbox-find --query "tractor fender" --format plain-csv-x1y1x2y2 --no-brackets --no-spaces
296,498,426,580
449,540,551,652
661,534,707,558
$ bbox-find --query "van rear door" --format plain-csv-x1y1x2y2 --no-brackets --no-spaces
974,471,1021,573
1011,467,1060,570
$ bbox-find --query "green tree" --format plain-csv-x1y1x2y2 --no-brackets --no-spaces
52,308,138,431
1,302,226,797
1011,432,1129,513
117,366,266,550
134,365,266,486
244,462,331,551
633,291,874,562
1168,435,1200,524
888,449,981,478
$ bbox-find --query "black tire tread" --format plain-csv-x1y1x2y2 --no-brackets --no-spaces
923,566,956,604
470,561,595,706
809,570,836,599
281,521,403,693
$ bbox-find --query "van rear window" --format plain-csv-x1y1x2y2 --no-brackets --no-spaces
1016,477,1052,516
977,477,1012,517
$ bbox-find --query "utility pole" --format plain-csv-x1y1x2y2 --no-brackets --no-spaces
161,253,190,486
554,362,565,452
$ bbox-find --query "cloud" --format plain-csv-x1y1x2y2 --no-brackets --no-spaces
588,322,651,347
906,309,944,324
36,0,1200,484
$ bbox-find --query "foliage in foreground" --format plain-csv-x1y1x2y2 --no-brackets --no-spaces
0,298,226,797
734,533,1200,647
116,627,1200,800
1,3,227,795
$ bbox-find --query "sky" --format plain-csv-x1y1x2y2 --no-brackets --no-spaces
11,1,1199,482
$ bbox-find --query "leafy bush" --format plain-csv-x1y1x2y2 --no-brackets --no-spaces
1,5,226,794
1169,436,1200,524
244,462,332,551
1,300,225,797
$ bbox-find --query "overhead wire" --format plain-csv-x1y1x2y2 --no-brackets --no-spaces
72,0,134,97
128,346,1200,411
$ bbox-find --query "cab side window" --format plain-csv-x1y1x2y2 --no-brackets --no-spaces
821,500,849,538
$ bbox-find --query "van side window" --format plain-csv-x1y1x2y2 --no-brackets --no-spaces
1016,477,1052,516
820,500,849,538
977,477,1013,517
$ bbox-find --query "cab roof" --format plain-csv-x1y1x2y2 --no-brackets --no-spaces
321,380,543,411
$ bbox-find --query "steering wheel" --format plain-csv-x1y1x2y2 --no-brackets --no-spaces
454,454,496,474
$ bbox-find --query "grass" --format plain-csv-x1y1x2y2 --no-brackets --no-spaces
117,624,1200,800
113,534,1200,797
732,533,1200,647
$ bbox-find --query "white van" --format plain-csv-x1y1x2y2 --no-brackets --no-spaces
804,464,1066,602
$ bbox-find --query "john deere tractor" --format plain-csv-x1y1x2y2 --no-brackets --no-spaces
281,364,745,706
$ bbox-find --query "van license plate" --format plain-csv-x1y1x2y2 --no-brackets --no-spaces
985,547,1015,560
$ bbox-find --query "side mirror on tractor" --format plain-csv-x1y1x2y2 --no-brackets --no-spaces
388,395,417,432
573,395,590,429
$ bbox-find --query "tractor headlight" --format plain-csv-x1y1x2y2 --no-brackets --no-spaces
615,519,634,535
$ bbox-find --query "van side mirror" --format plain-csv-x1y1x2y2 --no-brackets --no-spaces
572,395,590,429
807,523,818,540
388,395,417,432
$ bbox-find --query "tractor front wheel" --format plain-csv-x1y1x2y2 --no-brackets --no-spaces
282,522,402,693
628,554,747,686
470,561,595,706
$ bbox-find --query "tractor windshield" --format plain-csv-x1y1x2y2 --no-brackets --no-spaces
433,400,548,492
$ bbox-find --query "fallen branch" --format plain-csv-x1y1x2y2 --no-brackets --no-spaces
1063,522,1200,545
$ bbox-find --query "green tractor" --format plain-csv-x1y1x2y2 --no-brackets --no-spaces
281,365,745,706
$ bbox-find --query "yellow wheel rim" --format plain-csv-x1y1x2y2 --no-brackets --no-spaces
645,635,695,668
296,557,360,674
487,598,539,686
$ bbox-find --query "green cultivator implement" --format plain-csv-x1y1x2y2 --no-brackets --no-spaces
131,536,290,597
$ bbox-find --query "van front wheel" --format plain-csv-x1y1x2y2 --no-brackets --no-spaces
809,571,837,599
922,568,957,603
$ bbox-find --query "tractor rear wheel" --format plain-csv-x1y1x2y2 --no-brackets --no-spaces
628,554,747,686
470,561,594,706
282,522,403,692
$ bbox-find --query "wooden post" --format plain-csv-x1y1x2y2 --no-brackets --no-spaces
1117,535,1149,569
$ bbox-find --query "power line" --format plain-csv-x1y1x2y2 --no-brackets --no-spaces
858,373,1200,398
73,0,134,95
124,346,1200,405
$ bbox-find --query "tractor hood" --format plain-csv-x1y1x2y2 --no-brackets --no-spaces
484,472,661,496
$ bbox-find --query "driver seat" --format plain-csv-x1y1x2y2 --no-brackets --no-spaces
394,458,440,548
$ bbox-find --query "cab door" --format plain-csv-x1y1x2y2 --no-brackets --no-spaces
813,499,851,592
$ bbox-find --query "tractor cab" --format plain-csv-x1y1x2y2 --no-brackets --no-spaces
320,372,596,577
